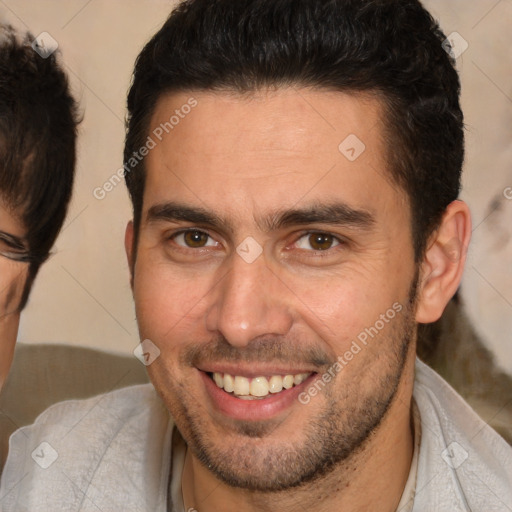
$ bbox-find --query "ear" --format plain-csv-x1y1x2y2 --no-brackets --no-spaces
415,200,471,324
125,220,135,289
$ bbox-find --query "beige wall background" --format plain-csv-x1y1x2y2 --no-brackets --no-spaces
1,1,511,372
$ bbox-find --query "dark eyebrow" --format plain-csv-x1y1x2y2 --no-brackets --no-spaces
264,203,376,231
146,201,375,234
146,202,226,230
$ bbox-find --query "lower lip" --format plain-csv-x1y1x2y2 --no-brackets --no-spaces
200,371,316,422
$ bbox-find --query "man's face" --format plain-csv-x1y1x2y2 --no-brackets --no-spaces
0,200,28,389
129,88,419,490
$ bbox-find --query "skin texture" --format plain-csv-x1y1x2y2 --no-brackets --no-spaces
0,201,28,390
125,88,471,512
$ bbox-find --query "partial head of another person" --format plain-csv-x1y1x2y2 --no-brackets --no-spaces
0,24,79,388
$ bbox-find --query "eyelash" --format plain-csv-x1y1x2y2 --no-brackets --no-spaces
167,228,346,253
168,228,219,249
0,233,25,251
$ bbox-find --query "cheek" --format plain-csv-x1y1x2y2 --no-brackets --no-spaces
133,257,215,341
287,265,410,353
0,312,20,388
0,266,27,314
0,269,25,389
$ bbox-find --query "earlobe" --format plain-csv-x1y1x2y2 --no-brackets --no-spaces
415,200,471,324
125,221,134,289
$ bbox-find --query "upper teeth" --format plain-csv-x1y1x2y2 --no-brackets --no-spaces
212,372,311,398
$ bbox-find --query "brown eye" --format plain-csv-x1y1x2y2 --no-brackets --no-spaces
182,230,210,248
309,233,335,250
295,232,340,251
171,229,218,252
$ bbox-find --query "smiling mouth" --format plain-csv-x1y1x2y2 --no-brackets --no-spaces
209,371,314,400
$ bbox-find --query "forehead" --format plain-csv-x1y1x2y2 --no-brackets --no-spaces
143,88,407,224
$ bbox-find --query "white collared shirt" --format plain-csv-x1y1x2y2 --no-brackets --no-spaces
1,359,511,511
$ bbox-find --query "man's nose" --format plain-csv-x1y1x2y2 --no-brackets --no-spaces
205,251,293,347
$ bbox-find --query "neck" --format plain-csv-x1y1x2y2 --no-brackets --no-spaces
182,362,415,512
